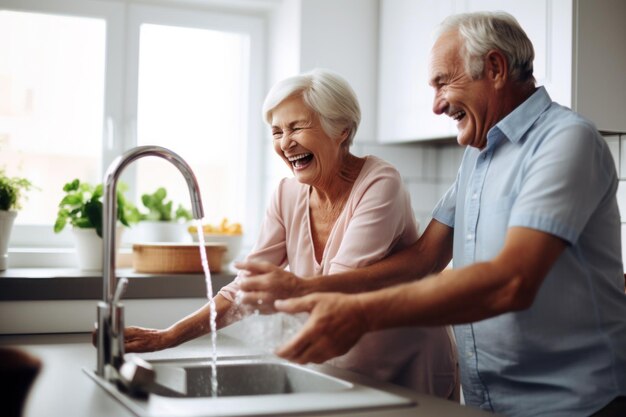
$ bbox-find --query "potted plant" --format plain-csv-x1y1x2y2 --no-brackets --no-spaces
0,170,34,271
54,179,137,270
132,187,192,242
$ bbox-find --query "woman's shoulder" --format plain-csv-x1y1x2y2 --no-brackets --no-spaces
272,176,308,207
347,155,408,207
358,155,403,184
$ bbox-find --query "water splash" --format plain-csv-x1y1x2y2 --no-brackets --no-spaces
234,288,310,354
196,219,218,398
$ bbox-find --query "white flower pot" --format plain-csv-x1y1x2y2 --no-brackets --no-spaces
0,210,17,271
72,227,123,271
131,220,188,243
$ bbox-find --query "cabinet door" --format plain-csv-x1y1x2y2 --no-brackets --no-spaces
378,0,458,143
377,0,572,143
461,0,572,107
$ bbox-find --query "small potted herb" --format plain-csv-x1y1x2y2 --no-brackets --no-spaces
133,187,192,242
54,179,138,270
0,170,34,270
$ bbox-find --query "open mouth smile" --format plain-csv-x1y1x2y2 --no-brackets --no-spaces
287,153,314,169
450,110,466,122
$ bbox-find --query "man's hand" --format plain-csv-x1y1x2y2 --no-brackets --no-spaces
273,293,370,364
235,261,306,313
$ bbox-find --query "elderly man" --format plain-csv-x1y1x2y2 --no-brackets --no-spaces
237,11,626,417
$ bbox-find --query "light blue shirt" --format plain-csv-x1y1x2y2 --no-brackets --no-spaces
433,87,626,416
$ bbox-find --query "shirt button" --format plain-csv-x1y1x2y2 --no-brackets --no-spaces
466,233,474,241
472,193,478,200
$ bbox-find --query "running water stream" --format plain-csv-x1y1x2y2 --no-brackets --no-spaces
196,219,219,398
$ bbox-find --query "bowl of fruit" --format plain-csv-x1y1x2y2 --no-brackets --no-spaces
188,218,243,266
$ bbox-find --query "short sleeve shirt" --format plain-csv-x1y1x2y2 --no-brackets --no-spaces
433,87,626,416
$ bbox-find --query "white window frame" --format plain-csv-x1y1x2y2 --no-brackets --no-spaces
2,0,266,258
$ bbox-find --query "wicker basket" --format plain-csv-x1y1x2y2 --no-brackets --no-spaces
132,243,227,274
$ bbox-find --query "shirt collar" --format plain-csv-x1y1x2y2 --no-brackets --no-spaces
486,86,552,148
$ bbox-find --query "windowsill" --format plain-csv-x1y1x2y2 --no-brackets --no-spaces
0,267,236,301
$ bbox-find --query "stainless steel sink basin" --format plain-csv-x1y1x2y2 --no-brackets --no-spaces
85,356,414,417
150,358,351,397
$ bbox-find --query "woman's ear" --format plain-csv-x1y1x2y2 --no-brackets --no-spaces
338,128,350,145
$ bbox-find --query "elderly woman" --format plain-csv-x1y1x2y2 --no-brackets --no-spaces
123,69,458,399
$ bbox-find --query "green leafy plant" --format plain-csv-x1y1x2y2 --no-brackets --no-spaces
139,187,192,222
0,170,35,211
54,179,139,238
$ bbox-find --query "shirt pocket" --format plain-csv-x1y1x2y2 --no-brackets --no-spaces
476,195,516,261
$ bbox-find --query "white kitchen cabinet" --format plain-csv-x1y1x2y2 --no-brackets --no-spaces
377,0,626,143
377,0,459,142
572,0,626,133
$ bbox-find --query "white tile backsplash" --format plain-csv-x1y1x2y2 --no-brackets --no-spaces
353,142,430,179
617,181,626,221
420,146,440,181
622,223,626,268
605,135,620,176
619,136,626,180
407,181,440,213
610,133,626,265
437,144,464,181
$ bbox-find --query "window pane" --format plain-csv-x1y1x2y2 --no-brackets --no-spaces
0,10,105,225
136,23,249,226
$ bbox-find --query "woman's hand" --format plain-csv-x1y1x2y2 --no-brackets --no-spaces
91,325,174,353
235,261,308,313
273,292,370,364
122,326,174,353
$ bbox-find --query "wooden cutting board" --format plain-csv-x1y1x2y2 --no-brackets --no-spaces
132,243,227,274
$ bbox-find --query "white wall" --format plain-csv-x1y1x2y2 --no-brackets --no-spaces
262,0,382,209
299,0,379,142
262,0,461,229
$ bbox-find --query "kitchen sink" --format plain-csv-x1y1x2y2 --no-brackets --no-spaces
150,357,351,397
85,356,414,417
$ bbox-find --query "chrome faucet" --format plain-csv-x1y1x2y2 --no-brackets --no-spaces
96,145,204,380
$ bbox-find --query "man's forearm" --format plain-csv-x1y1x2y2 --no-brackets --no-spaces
303,246,441,295
357,226,567,330
357,261,523,330
302,221,453,296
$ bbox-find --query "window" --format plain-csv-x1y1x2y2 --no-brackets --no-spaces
0,10,105,226
134,23,248,226
0,0,266,257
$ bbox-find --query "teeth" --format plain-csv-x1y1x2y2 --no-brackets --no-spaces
287,153,311,162
451,110,466,121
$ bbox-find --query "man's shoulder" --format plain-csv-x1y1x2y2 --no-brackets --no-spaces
528,102,603,150
541,102,599,135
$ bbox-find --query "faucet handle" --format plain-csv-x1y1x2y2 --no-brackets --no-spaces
119,355,156,390
111,277,128,340
113,277,129,307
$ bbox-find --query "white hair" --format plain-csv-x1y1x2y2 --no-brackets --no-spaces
436,11,536,84
262,68,361,147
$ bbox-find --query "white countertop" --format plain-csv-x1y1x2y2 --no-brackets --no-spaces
0,333,494,417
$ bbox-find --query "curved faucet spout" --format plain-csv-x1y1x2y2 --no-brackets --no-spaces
102,145,204,303
98,145,204,377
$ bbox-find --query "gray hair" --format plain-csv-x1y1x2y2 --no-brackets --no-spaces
262,68,361,147
436,11,536,85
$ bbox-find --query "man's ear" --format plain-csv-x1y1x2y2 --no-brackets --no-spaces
485,49,508,89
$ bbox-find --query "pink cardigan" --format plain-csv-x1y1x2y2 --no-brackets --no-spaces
220,156,458,398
